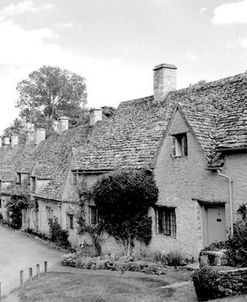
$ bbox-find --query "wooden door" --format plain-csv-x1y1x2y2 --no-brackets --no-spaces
206,206,226,245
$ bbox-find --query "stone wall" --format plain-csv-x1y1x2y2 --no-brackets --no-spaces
193,267,247,300
153,109,229,257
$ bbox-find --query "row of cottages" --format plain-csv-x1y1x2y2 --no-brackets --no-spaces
1,63,247,257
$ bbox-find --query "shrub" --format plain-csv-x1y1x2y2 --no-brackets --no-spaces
193,267,221,301
91,169,158,256
48,217,70,248
203,241,228,252
226,219,247,267
6,195,29,229
166,251,186,266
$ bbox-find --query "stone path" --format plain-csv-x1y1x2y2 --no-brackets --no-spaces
0,225,63,296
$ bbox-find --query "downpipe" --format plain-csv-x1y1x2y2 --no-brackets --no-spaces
217,170,233,236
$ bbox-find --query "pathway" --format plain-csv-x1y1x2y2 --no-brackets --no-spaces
0,225,63,296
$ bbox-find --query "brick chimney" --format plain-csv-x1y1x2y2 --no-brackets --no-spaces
11,135,18,147
58,116,69,135
153,63,177,102
26,130,35,145
35,128,46,145
4,136,10,146
90,108,102,126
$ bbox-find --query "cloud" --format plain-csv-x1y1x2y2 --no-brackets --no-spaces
54,23,75,30
200,7,208,14
178,51,200,62
0,1,52,20
212,0,247,25
240,38,247,48
0,16,152,134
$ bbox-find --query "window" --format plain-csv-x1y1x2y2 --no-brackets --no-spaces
155,207,176,237
16,173,21,184
31,177,36,192
67,214,74,230
73,173,77,185
0,198,2,208
89,206,99,225
172,133,188,157
46,206,52,221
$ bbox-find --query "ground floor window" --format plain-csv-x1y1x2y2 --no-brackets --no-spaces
155,206,176,237
88,205,99,225
67,214,74,230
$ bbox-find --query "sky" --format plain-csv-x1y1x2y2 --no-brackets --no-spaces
0,0,247,134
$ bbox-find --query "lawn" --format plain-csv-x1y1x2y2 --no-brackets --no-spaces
6,268,194,302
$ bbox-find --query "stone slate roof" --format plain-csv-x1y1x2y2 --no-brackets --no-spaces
73,72,247,172
33,125,91,201
2,70,247,201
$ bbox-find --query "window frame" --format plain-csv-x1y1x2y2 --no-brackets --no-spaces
67,213,74,230
155,206,176,238
171,133,188,158
88,205,99,226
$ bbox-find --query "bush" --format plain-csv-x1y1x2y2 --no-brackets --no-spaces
193,267,221,301
48,217,70,249
203,241,228,252
166,251,186,266
226,219,247,267
6,195,29,229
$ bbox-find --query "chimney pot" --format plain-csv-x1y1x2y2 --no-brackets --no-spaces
90,108,102,126
153,63,177,102
35,128,46,145
11,135,18,147
4,136,10,146
26,130,35,145
58,116,69,135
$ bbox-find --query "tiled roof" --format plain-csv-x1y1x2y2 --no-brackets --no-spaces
33,125,91,200
73,72,247,171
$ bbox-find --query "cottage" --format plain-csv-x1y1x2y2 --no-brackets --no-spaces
1,63,247,258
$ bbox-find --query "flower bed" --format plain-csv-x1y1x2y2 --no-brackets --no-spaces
62,254,169,275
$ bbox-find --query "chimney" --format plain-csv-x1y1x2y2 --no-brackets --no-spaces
26,130,35,145
35,128,46,145
90,108,102,126
4,136,10,146
11,135,18,147
58,116,69,135
153,63,177,102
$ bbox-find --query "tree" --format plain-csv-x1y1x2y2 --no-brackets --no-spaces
16,66,87,129
91,169,158,256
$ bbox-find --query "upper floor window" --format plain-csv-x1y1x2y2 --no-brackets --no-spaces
155,206,176,237
172,133,188,157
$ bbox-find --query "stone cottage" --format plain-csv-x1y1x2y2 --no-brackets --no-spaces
1,63,247,258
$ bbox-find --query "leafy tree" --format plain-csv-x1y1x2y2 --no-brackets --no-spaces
16,66,87,129
77,181,105,256
6,195,29,229
91,169,158,256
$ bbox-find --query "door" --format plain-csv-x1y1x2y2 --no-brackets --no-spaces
205,206,226,245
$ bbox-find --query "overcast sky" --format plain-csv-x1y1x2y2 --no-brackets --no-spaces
0,0,247,134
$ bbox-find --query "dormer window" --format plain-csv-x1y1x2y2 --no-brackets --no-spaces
172,133,188,157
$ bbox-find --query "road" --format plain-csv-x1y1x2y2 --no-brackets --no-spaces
0,225,63,296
